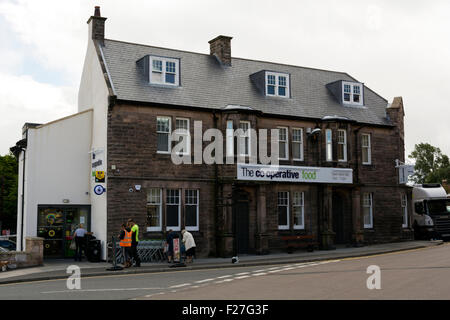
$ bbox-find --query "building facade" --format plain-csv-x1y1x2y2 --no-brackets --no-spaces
14,7,413,259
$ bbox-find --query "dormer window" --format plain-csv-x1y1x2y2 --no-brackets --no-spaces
265,72,289,98
150,56,179,86
342,81,363,106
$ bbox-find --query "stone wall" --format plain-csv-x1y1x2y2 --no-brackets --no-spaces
0,237,43,270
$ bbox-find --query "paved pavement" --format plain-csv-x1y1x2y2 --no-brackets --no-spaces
0,240,443,285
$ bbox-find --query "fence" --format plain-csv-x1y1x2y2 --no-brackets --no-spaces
111,239,167,264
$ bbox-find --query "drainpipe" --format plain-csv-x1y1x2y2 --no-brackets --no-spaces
212,111,220,256
353,125,365,185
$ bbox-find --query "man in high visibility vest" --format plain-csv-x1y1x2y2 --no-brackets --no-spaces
128,219,141,267
119,223,132,268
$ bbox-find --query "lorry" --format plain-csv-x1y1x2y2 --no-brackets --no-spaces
412,184,450,240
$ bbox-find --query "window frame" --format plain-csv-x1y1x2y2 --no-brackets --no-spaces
166,189,181,231
146,188,162,232
156,116,171,154
238,121,251,157
402,194,408,228
292,128,304,161
277,126,289,160
337,129,347,162
341,81,364,106
278,191,290,230
265,71,290,98
184,189,199,232
174,117,190,156
363,193,373,229
293,191,305,230
325,129,333,162
149,56,180,86
362,133,372,165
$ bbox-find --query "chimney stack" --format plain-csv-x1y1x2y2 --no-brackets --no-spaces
87,6,107,45
208,35,232,66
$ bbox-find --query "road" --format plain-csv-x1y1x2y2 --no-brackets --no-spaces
1,243,450,300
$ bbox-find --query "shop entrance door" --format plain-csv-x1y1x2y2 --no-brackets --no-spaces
233,191,250,254
37,206,91,258
332,194,345,244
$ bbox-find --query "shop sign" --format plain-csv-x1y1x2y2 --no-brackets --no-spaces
94,185,106,195
237,163,353,184
95,171,105,183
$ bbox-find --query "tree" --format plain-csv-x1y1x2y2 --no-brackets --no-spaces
0,153,18,232
408,143,450,184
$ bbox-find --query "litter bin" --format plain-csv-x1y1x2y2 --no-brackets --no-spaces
87,240,101,262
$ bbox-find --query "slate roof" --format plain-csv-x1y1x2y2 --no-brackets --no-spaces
101,39,391,126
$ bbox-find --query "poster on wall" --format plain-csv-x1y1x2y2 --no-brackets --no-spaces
91,149,105,183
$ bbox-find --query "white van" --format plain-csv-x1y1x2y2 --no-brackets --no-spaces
413,184,450,239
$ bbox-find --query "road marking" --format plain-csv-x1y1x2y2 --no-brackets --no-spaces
235,272,250,276
268,269,283,273
253,269,266,273
280,267,295,271
216,275,232,279
252,272,267,276
214,278,234,284
195,278,215,283
41,287,164,294
234,275,250,279
169,283,191,288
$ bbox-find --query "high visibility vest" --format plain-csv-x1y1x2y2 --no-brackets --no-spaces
120,231,132,247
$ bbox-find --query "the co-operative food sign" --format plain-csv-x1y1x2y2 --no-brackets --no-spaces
237,163,353,184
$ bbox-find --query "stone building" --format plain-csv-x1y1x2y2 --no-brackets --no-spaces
14,7,413,259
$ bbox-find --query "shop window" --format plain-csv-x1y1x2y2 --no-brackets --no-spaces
278,191,289,230
174,118,190,155
157,116,171,153
325,129,333,162
166,189,181,231
238,121,251,157
402,194,408,228
362,133,371,165
278,127,288,160
337,129,347,162
363,193,373,229
293,192,305,229
146,188,162,231
185,189,199,231
292,128,303,161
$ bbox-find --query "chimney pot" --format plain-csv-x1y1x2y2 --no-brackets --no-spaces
208,35,233,66
94,6,101,17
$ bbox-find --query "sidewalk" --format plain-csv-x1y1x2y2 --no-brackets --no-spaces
0,240,444,285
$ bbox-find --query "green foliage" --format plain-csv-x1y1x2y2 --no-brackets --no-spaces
0,153,18,232
408,143,450,184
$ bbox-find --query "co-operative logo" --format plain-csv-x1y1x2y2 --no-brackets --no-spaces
302,170,317,180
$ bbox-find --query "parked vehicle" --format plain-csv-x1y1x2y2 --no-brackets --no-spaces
0,247,8,253
413,184,450,240
0,237,16,251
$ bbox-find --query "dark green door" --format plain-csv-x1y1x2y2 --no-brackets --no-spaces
233,191,250,254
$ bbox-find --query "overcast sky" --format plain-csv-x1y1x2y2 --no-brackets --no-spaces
0,0,449,160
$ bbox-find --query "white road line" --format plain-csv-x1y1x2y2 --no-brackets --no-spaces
267,266,281,270
280,267,295,271
253,269,266,273
215,278,234,284
169,283,191,288
252,272,267,276
234,275,251,280
216,275,233,279
195,278,215,283
42,287,164,294
235,272,250,276
268,269,283,273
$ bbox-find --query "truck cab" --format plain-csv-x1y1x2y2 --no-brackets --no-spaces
413,184,450,240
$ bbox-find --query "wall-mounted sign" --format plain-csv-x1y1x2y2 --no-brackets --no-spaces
95,171,105,183
399,165,415,184
94,185,106,195
237,163,353,184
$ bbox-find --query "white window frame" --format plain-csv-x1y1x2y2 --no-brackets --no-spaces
363,193,373,229
166,189,181,231
149,56,180,86
277,127,289,160
325,129,333,162
185,189,199,231
342,81,363,106
226,120,234,157
402,194,408,228
337,129,347,162
174,118,190,156
157,116,171,154
278,191,290,230
292,128,304,161
238,121,251,157
146,188,162,232
293,191,305,230
362,133,372,165
265,71,290,98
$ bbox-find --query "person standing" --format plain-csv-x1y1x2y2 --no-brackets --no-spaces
166,229,175,263
118,223,132,268
73,224,86,262
128,219,141,267
181,229,196,264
